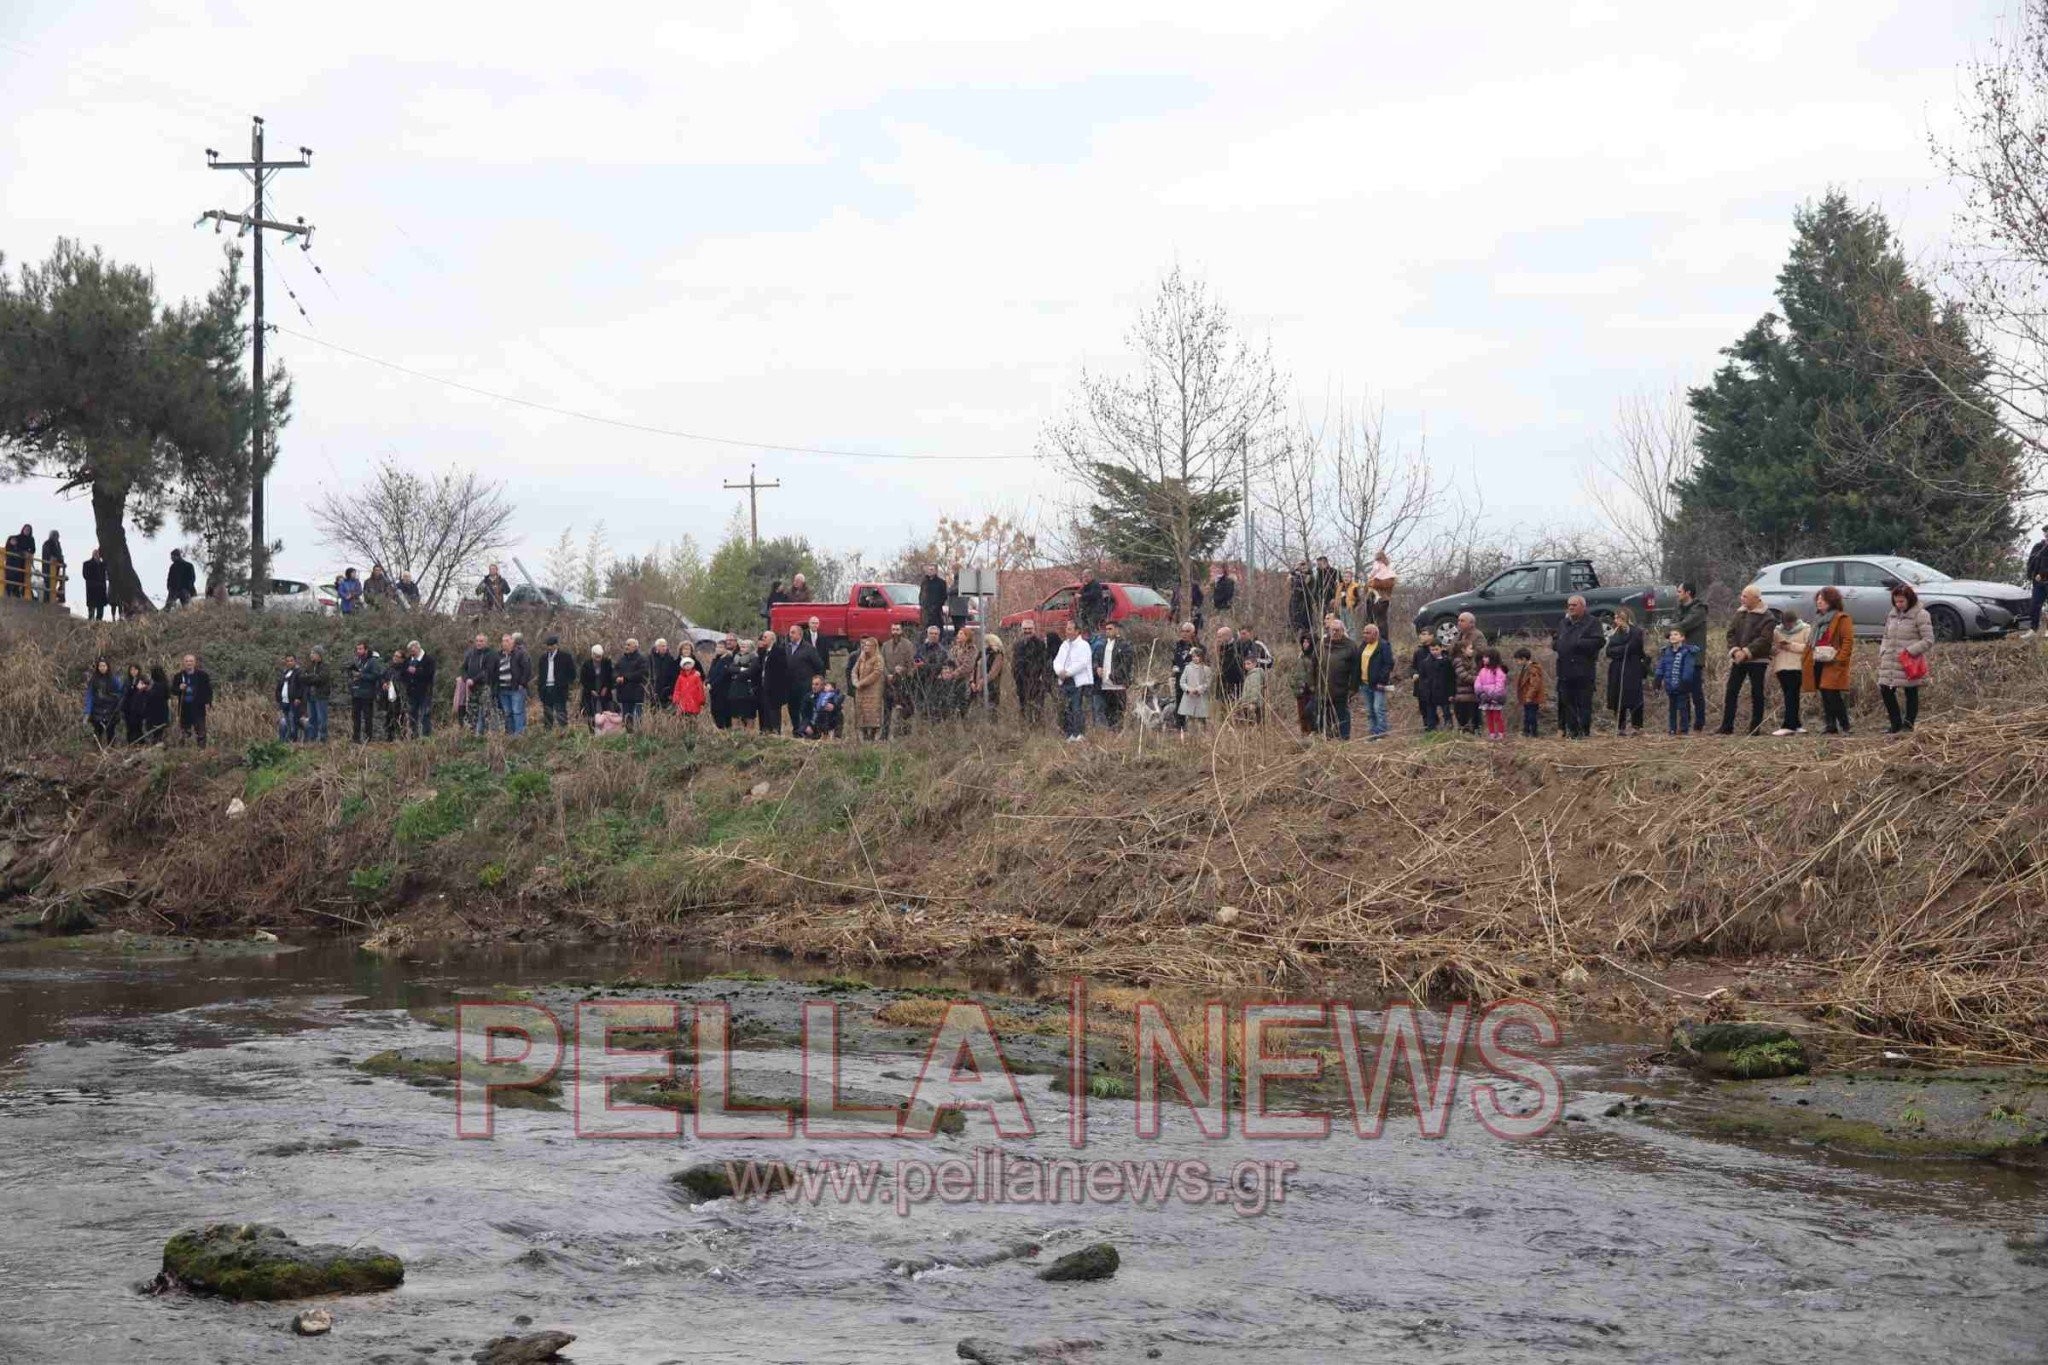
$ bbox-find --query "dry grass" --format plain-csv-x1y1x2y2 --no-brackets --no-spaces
5,599,2048,1063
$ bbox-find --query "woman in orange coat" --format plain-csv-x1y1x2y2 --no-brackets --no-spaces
670,654,708,723
1804,585,1856,735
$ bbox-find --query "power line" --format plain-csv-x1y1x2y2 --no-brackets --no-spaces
270,324,1040,463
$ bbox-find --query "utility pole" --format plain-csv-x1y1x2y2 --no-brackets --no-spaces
1240,432,1255,622
200,116,312,610
723,463,780,548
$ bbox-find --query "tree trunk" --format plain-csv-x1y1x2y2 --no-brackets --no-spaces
90,480,154,614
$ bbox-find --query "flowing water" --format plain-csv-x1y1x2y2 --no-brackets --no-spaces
0,939,2041,1364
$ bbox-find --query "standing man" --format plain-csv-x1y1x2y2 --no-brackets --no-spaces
347,642,385,744
1717,585,1774,737
1215,625,1243,703
2027,524,2048,638
1309,556,1339,623
615,638,649,730
918,563,948,635
1552,596,1604,738
1097,619,1133,729
788,572,811,602
649,639,681,714
402,641,437,737
758,630,791,734
166,548,198,608
913,624,948,720
303,648,331,742
1009,618,1051,728
783,625,824,734
1053,618,1095,741
1319,618,1363,739
880,621,916,737
707,637,736,730
460,633,498,735
1358,623,1394,739
477,564,511,612
40,529,64,605
1212,564,1237,616
275,654,304,742
82,548,109,621
1670,582,1710,734
537,634,575,729
498,632,531,735
173,653,212,748
1077,575,1113,635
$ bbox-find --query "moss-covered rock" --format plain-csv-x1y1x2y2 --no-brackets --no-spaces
355,1047,561,1111
156,1223,403,1300
1671,1021,1810,1079
1036,1243,1118,1282
670,1160,794,1201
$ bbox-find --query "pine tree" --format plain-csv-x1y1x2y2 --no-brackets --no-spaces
1674,193,2023,581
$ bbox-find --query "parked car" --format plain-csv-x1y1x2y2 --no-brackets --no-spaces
1411,560,1671,644
1748,554,2026,641
224,577,337,615
768,583,923,651
623,601,723,658
998,582,1173,632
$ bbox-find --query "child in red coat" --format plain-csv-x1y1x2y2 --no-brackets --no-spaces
670,655,708,721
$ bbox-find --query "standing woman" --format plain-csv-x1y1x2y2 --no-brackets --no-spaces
727,639,760,732
851,636,885,741
85,658,122,744
1603,607,1649,736
120,665,149,743
1768,606,1811,736
1876,582,1935,733
1806,586,1856,735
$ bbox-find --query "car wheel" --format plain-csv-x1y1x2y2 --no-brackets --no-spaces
1928,604,1965,642
1431,615,1461,647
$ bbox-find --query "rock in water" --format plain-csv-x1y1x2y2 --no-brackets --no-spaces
670,1160,793,1202
156,1224,404,1301
957,1340,1101,1363
1670,1021,1811,1079
291,1308,333,1336
1036,1243,1119,1282
474,1330,576,1363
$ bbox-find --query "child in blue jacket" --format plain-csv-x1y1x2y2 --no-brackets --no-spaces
1654,629,1702,735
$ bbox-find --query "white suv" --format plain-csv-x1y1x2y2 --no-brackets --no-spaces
223,577,339,615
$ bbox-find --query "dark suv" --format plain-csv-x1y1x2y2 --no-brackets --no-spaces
1411,559,1671,643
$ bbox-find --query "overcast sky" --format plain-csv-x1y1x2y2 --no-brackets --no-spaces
0,0,2006,591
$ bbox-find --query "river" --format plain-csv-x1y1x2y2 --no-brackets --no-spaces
0,938,2041,1363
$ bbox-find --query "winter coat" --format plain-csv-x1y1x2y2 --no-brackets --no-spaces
1409,646,1453,706
1474,664,1509,708
1359,639,1394,689
1671,600,1709,651
1321,638,1362,701
1876,606,1935,689
86,670,123,718
461,646,499,686
273,667,303,709
121,682,155,738
536,648,576,700
1604,625,1648,711
1653,643,1701,695
650,650,682,707
580,658,616,712
2029,537,2048,584
851,649,885,729
760,644,794,705
401,653,437,704
1451,638,1481,705
918,574,949,615
173,668,212,715
1726,608,1775,666
1769,622,1811,675
1176,662,1213,718
333,575,361,614
81,556,107,608
614,650,649,706
1552,613,1604,685
1515,659,1547,705
1804,611,1855,691
166,557,197,601
724,653,759,708
347,654,386,701
671,667,708,715
784,639,825,695
301,660,331,702
810,685,843,734
1212,574,1237,611
502,646,532,692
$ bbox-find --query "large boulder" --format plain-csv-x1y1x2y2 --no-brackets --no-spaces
1670,1021,1810,1079
1036,1243,1119,1282
475,1331,576,1363
670,1160,793,1202
156,1223,403,1300
958,1339,1101,1363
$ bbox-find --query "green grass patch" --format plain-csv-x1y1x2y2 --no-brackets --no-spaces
348,864,393,898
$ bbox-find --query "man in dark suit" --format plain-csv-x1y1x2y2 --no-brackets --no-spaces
782,625,825,733
758,630,791,733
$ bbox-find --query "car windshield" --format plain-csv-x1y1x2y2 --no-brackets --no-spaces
1123,585,1170,608
881,583,920,606
1882,558,1950,585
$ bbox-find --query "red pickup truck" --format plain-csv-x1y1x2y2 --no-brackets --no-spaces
998,582,1173,632
769,583,923,651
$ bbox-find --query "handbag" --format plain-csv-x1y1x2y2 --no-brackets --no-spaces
1812,644,1837,663
1899,649,1929,683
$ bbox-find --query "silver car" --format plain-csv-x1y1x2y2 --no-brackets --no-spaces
1748,555,2027,641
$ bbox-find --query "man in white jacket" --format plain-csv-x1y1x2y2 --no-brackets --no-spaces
1053,619,1095,741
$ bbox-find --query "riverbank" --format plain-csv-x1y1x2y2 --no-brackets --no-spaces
6,640,2048,1066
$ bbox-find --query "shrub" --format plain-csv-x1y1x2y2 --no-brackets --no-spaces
348,865,393,897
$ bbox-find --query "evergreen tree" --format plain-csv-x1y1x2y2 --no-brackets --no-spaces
1084,463,1238,595
1675,194,2023,581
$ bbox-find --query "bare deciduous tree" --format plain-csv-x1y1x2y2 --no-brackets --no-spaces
313,459,516,611
1257,395,1437,573
1042,267,1285,612
1580,385,1697,582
